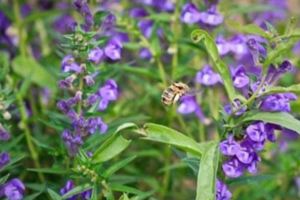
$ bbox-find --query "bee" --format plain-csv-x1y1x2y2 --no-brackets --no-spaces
161,82,190,106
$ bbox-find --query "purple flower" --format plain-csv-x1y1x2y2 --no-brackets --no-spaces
0,152,10,169
104,39,122,60
21,4,32,17
245,153,260,174
57,100,71,114
265,123,276,142
66,109,78,122
139,48,152,60
84,75,95,86
61,55,82,73
0,11,15,51
266,60,293,85
260,93,297,112
246,37,267,64
112,32,130,44
216,36,231,56
236,146,255,164
293,41,300,55
180,3,202,24
219,135,240,156
0,178,25,200
73,0,93,31
228,35,249,60
138,20,154,38
177,95,210,124
86,94,99,106
222,158,243,178
66,91,83,107
88,47,104,64
224,99,247,116
87,117,108,134
62,130,83,156
130,8,148,18
98,79,119,111
216,179,232,200
195,65,221,86
53,14,77,34
60,180,91,200
60,180,76,200
81,189,92,200
246,122,266,143
59,75,76,89
0,126,10,141
101,13,116,32
232,66,250,89
139,0,174,12
198,6,223,27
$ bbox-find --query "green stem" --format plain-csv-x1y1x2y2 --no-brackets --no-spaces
199,123,205,142
156,58,168,87
16,94,45,182
13,0,27,56
77,76,84,114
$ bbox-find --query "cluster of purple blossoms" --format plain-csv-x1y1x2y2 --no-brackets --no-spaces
220,122,276,178
57,0,120,156
180,1,223,28
0,126,25,200
179,28,296,198
60,180,91,200
217,53,295,199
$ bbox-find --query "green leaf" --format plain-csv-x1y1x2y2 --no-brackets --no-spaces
92,123,134,163
196,142,219,200
47,188,62,200
62,184,92,199
12,56,57,92
90,184,98,200
94,10,110,25
0,174,10,185
146,12,171,22
119,193,130,200
27,168,68,175
227,174,274,186
24,192,43,200
109,184,145,195
191,29,237,102
140,123,208,156
263,84,300,95
226,21,270,39
0,52,9,80
0,154,26,173
103,156,137,178
242,112,300,134
182,157,200,175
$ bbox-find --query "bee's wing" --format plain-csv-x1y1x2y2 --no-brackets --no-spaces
186,89,202,96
